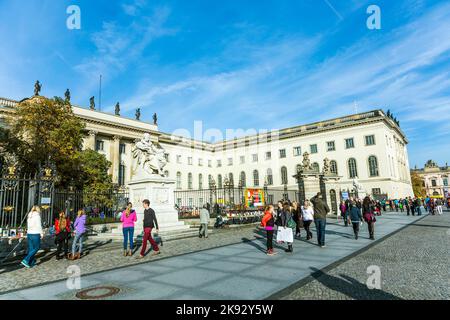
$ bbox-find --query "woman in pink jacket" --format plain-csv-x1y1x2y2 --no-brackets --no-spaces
121,202,137,256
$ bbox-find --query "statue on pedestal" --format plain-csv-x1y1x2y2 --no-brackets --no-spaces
352,178,365,193
89,96,95,110
115,102,120,116
34,80,41,96
132,133,167,176
135,108,141,121
323,157,331,175
153,113,158,125
302,152,313,171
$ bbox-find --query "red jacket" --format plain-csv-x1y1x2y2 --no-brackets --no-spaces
261,211,274,228
55,218,71,234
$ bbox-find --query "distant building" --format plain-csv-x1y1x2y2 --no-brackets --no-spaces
411,160,450,198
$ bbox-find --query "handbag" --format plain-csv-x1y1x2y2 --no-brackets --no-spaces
287,217,296,229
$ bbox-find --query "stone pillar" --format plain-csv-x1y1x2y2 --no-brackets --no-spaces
87,130,97,150
111,135,121,184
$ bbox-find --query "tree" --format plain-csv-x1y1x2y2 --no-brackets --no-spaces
411,171,426,198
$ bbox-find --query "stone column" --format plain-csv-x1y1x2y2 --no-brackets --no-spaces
87,130,97,150
111,135,121,184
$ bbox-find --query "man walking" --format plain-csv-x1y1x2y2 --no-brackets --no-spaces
138,199,160,258
310,192,330,248
199,205,210,238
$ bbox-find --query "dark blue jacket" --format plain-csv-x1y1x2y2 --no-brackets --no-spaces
348,206,362,223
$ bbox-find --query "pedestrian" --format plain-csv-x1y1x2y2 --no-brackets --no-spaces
362,196,376,240
54,211,71,260
348,200,363,239
301,200,314,240
292,201,303,238
199,204,210,238
121,202,137,256
405,198,411,216
381,198,386,212
138,199,160,258
261,205,277,255
416,198,422,216
69,209,87,260
310,192,330,248
436,198,443,215
278,202,294,253
21,206,44,268
339,200,348,226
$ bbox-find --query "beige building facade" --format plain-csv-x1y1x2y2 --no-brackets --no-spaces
411,160,449,198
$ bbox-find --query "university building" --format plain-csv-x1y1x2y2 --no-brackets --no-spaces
0,96,414,202
411,160,449,198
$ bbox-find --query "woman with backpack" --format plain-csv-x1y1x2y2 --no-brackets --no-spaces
55,211,71,260
362,196,376,240
261,205,277,255
21,206,44,268
69,209,87,260
121,202,137,256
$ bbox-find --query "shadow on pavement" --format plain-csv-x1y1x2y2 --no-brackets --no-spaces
309,267,403,300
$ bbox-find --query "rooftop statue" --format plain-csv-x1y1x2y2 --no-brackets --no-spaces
89,96,95,110
34,80,41,96
65,89,71,103
132,133,167,176
153,112,158,125
136,108,141,121
115,102,120,116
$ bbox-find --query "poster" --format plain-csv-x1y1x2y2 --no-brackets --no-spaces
245,189,265,208
341,192,349,200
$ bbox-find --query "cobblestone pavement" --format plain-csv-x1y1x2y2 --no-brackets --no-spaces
275,210,450,300
0,224,264,294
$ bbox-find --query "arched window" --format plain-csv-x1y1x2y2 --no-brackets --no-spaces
229,173,234,186
188,173,193,190
312,162,320,173
267,168,273,185
218,174,223,188
208,174,213,188
348,158,358,178
239,171,246,187
281,166,288,185
330,160,338,175
368,156,379,177
253,170,259,186
199,173,203,189
176,172,182,189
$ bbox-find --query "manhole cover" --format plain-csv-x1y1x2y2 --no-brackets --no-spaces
75,286,121,300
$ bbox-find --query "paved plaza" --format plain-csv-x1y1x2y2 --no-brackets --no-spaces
1,211,445,300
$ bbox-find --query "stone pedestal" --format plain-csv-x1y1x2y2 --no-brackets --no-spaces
302,174,322,202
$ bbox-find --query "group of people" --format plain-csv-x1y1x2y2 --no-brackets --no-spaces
377,197,448,216
260,193,379,256
21,206,87,268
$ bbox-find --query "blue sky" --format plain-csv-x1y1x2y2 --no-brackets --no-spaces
1,0,449,168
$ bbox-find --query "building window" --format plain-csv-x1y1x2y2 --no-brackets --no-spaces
208,160,212,167
176,172,182,189
293,146,302,157
199,174,203,189
310,144,318,154
253,170,259,186
266,168,273,185
327,141,335,152
279,149,286,158
265,152,271,160
228,158,233,166
229,173,234,185
368,156,379,177
240,171,246,187
208,175,213,187
444,178,448,186
348,158,358,178
176,155,182,164
118,164,125,186
240,156,245,164
218,174,223,188
198,158,203,166
372,188,381,195
96,140,104,151
217,160,222,167
252,154,258,162
119,143,126,154
188,173,193,189
188,157,193,165
281,166,288,185
330,160,338,175
431,179,437,187
365,135,376,146
312,162,319,173
345,138,355,149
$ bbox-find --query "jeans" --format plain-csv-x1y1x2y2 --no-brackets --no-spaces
122,227,134,250
199,223,208,237
314,218,326,246
23,234,40,266
367,221,375,238
303,220,313,239
352,222,360,237
72,232,84,255
266,230,274,250
417,206,422,216
140,227,159,256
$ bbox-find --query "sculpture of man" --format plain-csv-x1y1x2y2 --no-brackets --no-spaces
136,108,141,121
352,178,364,191
89,96,95,110
115,102,120,116
302,151,312,170
132,133,167,176
153,113,158,125
34,80,41,96
65,89,71,103
323,157,331,174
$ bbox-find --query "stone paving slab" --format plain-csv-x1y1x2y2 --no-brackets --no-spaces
0,212,426,300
